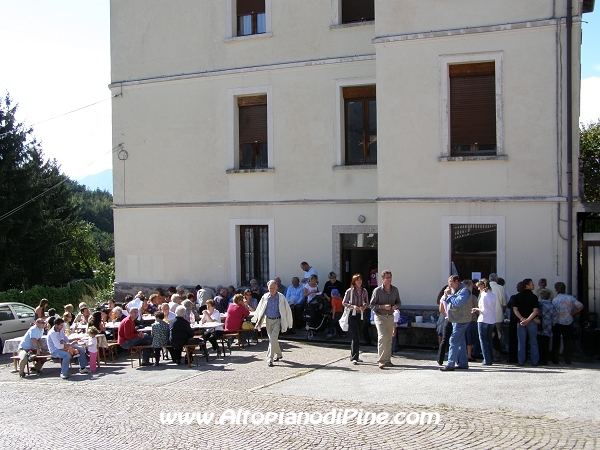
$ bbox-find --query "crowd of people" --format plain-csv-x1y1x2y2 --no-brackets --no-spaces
437,275,584,371
16,262,585,378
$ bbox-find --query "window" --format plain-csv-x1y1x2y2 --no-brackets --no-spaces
237,0,265,36
449,62,496,156
240,225,269,286
0,305,15,322
238,95,268,169
344,86,377,165
341,0,375,24
451,224,497,279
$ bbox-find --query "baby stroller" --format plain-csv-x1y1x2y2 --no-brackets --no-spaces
303,295,331,340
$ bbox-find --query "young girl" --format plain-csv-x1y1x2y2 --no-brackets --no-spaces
86,326,99,373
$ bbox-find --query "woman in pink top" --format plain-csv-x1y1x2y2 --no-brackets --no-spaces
225,294,250,331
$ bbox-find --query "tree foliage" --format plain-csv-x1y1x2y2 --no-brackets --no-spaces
0,94,113,290
580,119,600,203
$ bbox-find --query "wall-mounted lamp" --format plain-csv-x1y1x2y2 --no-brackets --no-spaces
358,215,366,223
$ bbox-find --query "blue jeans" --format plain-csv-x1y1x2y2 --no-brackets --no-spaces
52,345,88,376
477,322,495,365
121,336,151,362
517,320,539,365
447,322,469,368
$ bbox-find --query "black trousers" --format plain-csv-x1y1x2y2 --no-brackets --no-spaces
203,329,224,350
292,303,305,328
362,308,373,345
437,320,452,365
538,334,551,365
348,314,363,361
508,320,519,363
552,324,574,364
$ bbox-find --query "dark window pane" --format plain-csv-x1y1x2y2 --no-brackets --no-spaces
368,99,377,163
346,100,364,164
259,142,268,167
342,0,375,24
240,225,269,286
240,143,253,168
451,224,497,279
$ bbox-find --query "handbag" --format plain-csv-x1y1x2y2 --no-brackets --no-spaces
242,321,254,331
339,308,350,332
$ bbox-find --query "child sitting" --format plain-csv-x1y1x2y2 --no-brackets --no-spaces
151,311,170,366
86,326,99,373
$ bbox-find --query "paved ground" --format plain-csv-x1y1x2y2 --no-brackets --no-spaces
1,338,599,449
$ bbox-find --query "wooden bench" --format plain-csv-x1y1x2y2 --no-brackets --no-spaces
220,329,257,355
11,354,53,375
184,341,209,367
129,345,154,368
101,342,119,364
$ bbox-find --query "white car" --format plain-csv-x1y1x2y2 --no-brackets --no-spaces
0,302,36,349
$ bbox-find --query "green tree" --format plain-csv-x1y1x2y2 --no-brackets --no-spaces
0,94,90,289
580,119,600,202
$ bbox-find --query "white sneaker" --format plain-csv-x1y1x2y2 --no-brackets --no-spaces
79,367,89,374
60,374,69,379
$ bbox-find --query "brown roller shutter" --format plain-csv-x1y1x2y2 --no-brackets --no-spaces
239,104,267,144
342,0,375,23
450,63,496,148
237,0,265,16
343,85,376,99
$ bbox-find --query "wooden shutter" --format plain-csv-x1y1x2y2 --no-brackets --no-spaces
239,95,267,144
450,63,496,147
237,0,265,16
343,85,376,99
342,0,375,23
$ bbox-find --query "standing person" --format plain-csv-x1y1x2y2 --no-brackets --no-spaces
17,318,48,378
472,279,497,366
196,285,213,311
488,273,508,358
253,280,293,367
370,270,401,369
326,289,344,339
440,276,472,372
322,272,343,302
35,299,49,319
300,262,318,284
436,286,452,366
552,282,584,365
506,282,523,363
343,275,369,364
86,326,99,373
512,278,540,366
463,280,479,362
537,288,558,365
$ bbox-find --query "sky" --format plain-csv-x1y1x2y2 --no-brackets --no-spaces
1,1,599,180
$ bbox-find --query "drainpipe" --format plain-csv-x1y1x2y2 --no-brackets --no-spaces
566,0,573,294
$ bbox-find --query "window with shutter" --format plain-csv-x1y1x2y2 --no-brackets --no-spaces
240,225,269,286
343,85,376,165
238,95,268,169
237,0,266,36
449,62,496,156
341,0,375,24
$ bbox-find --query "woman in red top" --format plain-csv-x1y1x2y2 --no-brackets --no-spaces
225,294,250,331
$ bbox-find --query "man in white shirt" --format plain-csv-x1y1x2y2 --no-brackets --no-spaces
47,318,89,379
300,262,318,284
489,273,508,355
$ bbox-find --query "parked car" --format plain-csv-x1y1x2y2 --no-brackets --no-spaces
0,302,36,349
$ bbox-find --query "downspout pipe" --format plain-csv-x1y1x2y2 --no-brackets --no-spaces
566,0,573,294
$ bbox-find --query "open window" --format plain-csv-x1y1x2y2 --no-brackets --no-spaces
343,85,377,165
341,0,375,24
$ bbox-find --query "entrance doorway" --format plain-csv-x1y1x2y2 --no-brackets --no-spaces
340,233,378,291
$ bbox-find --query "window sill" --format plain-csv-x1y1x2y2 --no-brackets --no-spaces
438,155,507,162
330,20,375,30
224,33,273,43
332,164,377,171
226,168,274,174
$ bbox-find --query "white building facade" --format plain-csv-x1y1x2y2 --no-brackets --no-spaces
110,0,593,304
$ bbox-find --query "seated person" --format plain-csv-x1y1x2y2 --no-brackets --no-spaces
285,277,305,329
151,311,170,366
201,299,224,355
242,289,258,312
47,318,89,379
117,307,151,366
225,294,250,331
214,289,229,314
111,306,127,322
17,318,48,378
182,299,200,323
161,303,176,324
169,305,197,365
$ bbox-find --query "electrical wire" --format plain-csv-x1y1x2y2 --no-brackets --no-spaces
0,143,122,222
